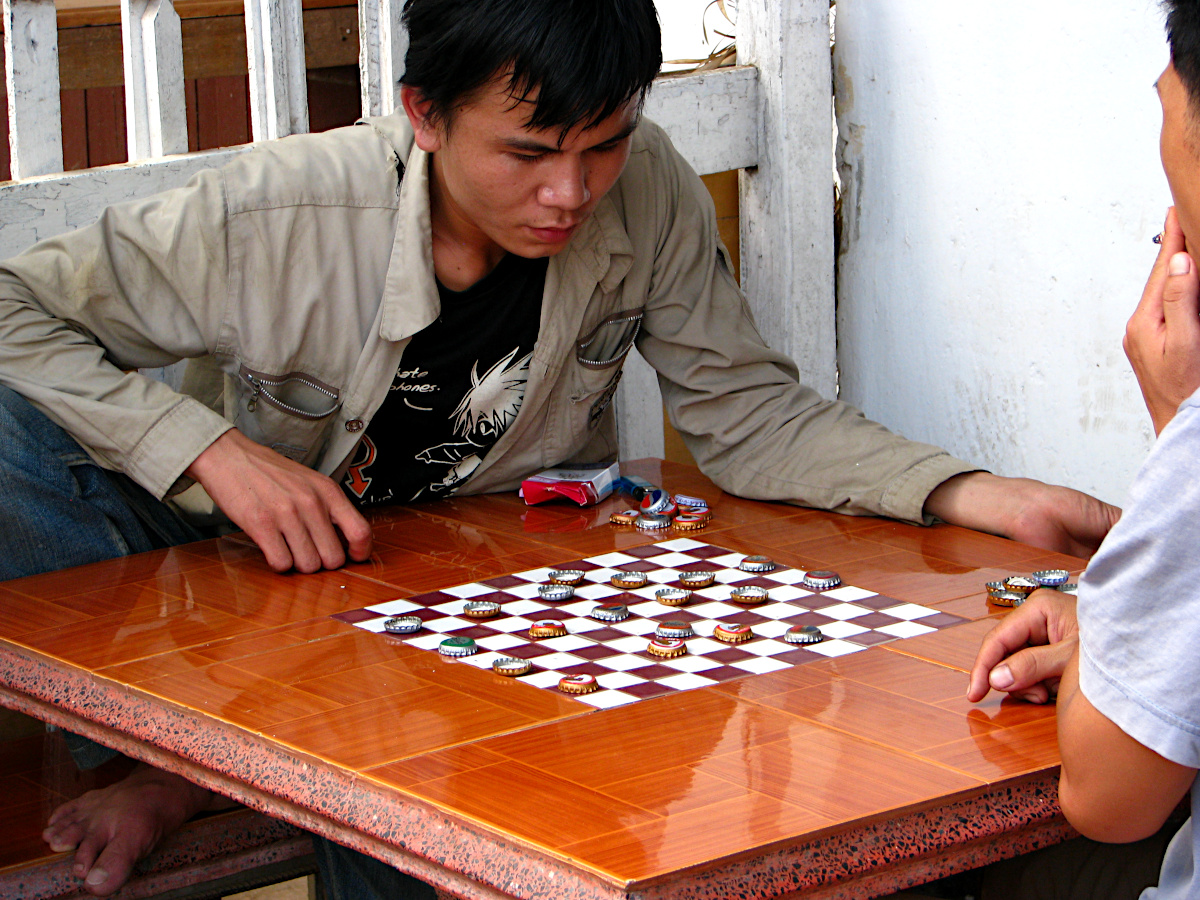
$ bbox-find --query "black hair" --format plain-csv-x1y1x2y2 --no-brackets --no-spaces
401,0,662,137
1166,0,1200,107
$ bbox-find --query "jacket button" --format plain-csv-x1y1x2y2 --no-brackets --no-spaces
345,419,364,433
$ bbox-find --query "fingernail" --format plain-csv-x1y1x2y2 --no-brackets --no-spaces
1170,252,1192,276
990,664,1014,690
85,868,108,886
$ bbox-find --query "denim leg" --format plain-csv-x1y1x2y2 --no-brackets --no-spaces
0,385,203,581
0,385,206,768
312,836,436,900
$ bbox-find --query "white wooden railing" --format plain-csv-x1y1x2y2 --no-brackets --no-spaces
0,0,833,458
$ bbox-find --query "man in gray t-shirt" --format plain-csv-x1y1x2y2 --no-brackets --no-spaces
969,6,1200,896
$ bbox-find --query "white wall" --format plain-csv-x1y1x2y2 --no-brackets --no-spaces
834,1,1170,506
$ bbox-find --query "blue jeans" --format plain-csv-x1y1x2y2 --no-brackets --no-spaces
0,385,429,898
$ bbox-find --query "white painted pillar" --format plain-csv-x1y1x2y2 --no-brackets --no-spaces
358,0,407,117
244,0,309,140
737,0,837,397
3,0,63,178
121,0,188,160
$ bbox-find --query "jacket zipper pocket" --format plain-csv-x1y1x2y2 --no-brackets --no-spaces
239,367,341,419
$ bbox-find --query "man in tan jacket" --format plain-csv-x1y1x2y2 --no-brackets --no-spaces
1,0,1119,896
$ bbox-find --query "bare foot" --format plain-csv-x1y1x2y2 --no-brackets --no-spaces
42,763,236,897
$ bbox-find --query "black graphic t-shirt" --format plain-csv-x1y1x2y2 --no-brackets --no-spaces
343,253,548,506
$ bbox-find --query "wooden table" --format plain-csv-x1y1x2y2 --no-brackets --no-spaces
0,460,1081,900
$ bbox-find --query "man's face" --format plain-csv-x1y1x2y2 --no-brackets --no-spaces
405,79,640,259
1158,61,1200,248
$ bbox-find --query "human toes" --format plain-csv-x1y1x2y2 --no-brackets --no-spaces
79,834,141,897
43,806,87,853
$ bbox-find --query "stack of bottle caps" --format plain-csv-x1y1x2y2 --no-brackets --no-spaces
985,569,1077,607
609,487,712,533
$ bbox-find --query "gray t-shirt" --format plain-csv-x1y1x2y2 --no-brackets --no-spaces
1078,386,1200,900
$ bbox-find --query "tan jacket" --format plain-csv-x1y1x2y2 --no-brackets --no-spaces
0,113,974,524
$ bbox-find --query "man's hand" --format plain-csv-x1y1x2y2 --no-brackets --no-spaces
185,429,372,573
924,471,1120,558
1124,206,1200,435
966,589,1079,704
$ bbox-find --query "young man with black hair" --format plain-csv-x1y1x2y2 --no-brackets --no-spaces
0,0,1121,896
968,3,1200,897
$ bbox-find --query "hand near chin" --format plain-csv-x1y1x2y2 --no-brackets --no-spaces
1125,206,1200,434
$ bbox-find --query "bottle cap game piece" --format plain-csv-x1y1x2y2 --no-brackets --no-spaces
1058,583,1078,594
672,514,708,532
739,555,776,573
1031,569,1070,587
590,602,630,622
558,674,599,694
639,488,675,515
636,513,672,531
491,657,532,677
678,505,712,521
989,591,1026,608
529,620,568,638
802,570,841,590
655,587,692,606
784,624,825,645
678,571,716,588
383,616,422,634
1003,576,1038,595
730,585,769,604
609,509,639,526
538,584,574,602
549,569,585,585
462,601,501,619
610,571,649,589
674,494,708,509
713,622,753,643
646,637,687,658
438,636,477,657
655,620,694,639
984,581,1007,597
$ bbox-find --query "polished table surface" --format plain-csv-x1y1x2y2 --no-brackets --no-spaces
0,460,1083,900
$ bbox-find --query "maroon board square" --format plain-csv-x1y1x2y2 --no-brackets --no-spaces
683,545,729,559
412,609,446,622
852,612,904,629
623,545,672,559
772,648,825,665
619,559,665,572
677,561,720,572
779,612,837,628
627,663,682,679
572,644,623,660
413,591,457,606
482,575,531,589
915,612,969,628
559,662,609,677
582,627,630,642
333,609,380,624
853,594,902,611
723,611,771,626
845,632,896,647
619,681,675,699
738,576,781,588
706,647,755,664
450,626,503,640
648,610,704,624
528,609,572,621
507,643,559,660
699,666,752,682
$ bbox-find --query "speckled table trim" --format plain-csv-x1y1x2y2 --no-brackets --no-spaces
0,640,1072,900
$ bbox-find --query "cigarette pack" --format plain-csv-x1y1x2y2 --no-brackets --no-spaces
520,462,620,507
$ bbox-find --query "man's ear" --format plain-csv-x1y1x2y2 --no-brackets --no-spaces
401,85,443,153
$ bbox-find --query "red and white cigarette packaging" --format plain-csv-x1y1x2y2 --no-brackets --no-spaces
520,462,620,507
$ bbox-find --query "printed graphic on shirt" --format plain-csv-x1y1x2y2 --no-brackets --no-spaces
342,252,546,508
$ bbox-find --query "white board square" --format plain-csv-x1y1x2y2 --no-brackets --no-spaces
562,617,606,633
645,568,684,585
575,691,640,709
760,585,811,603
714,569,753,585
686,637,728,654
816,621,870,639
661,655,724,673
880,603,940,621
407,633,448,651
764,569,810,586
559,600,598,617
741,639,794,657
753,602,809,620
457,651,504,669
805,639,867,658
877,621,937,639
531,652,586,670
593,653,653,672
488,617,537,633
816,603,872,621
823,585,878,602
752,620,792,639
353,618,391,633
657,673,719,691
581,568,618,583
522,670,566,689
504,583,547,600
574,583,622,601
656,537,708,552
585,551,638,567
595,671,647,689
475,634,529,651
730,656,792,674
442,582,496,599
422,616,472,632
540,634,594,652
607,636,651,654
610,619,658,636
647,552,698,568
688,601,742,619
364,598,421,615
498,599,548,616
512,567,556,583
709,552,745,568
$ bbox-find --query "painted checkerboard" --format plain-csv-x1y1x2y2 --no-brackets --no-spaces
333,538,969,709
